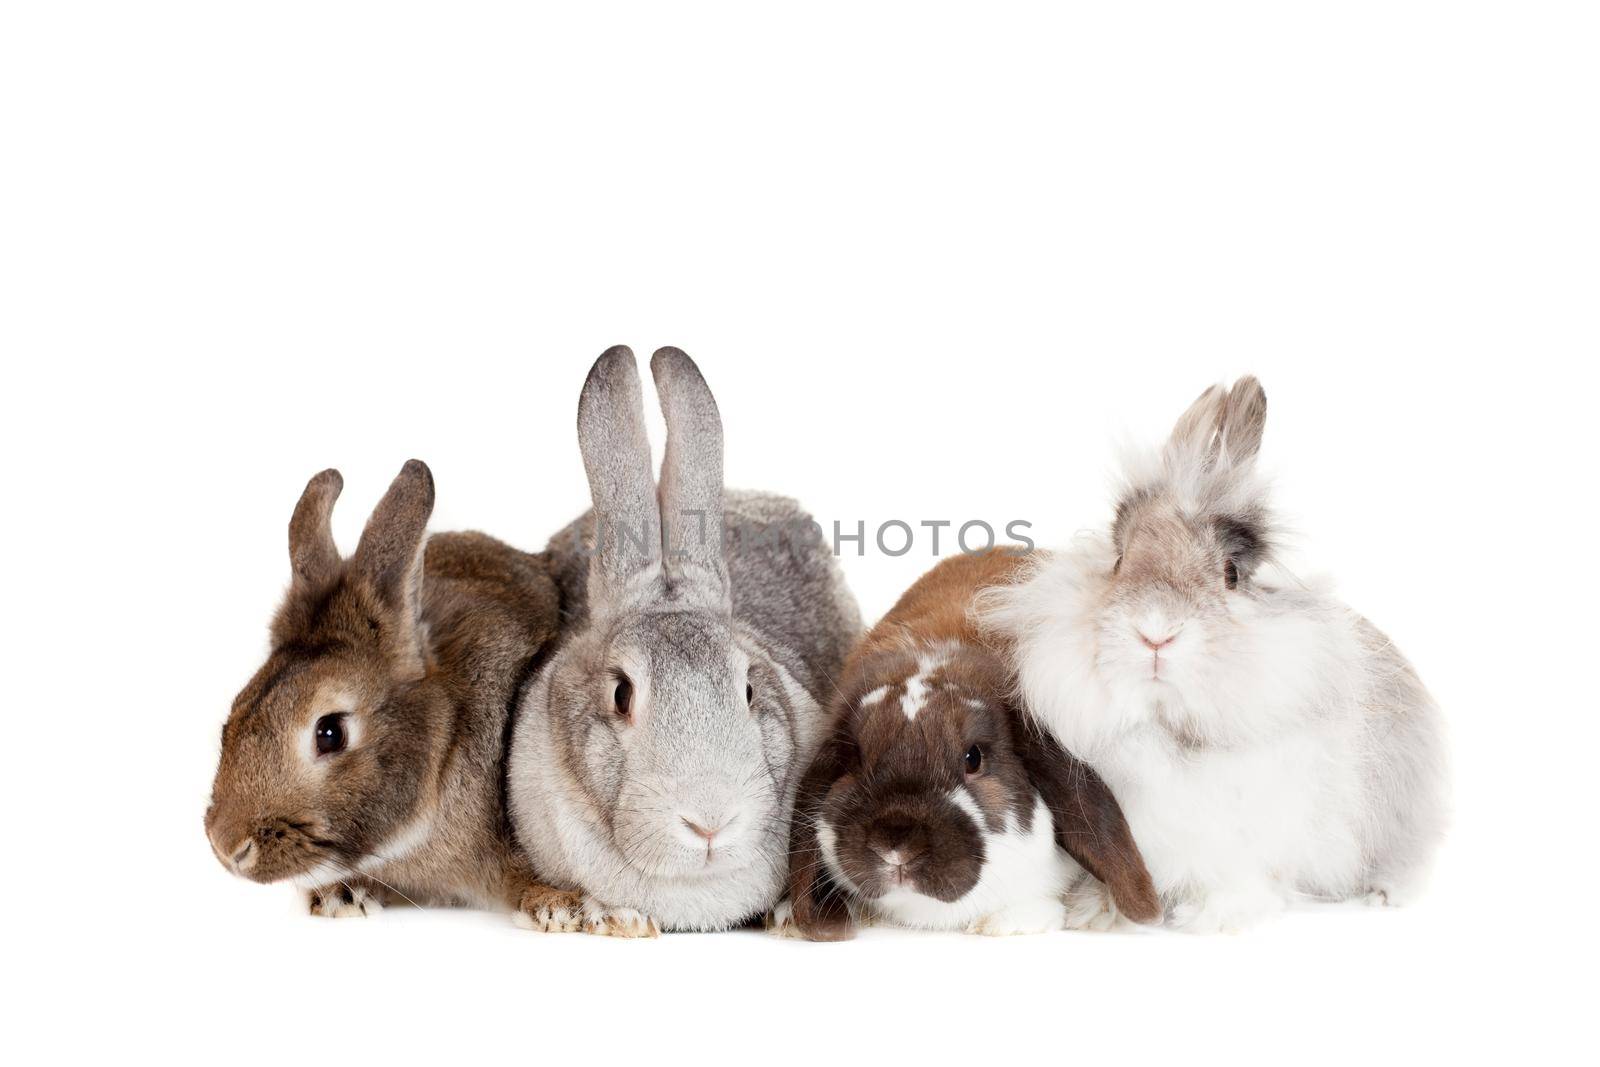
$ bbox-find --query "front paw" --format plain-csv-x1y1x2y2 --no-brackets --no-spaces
580,898,660,938
967,898,1066,937
513,885,585,933
308,883,385,918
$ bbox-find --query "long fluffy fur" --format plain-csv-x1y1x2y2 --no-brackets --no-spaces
978,380,1449,931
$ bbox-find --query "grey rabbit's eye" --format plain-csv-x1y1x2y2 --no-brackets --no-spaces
746,683,754,706
613,676,634,718
1224,558,1240,589
314,713,348,756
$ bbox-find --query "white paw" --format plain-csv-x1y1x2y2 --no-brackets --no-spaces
1062,879,1127,932
764,898,805,939
1168,888,1283,934
308,884,384,918
967,899,1066,937
581,899,660,938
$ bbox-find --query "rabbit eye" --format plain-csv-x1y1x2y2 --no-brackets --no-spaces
1224,559,1240,589
745,683,754,706
314,714,348,756
613,676,634,718
963,745,983,775
1112,554,1123,576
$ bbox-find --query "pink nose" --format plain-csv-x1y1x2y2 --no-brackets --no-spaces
1139,632,1176,651
682,818,718,842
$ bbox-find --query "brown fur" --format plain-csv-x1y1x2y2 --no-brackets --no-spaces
787,551,1159,939
204,461,571,919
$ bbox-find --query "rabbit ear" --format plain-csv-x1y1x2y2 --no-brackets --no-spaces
288,468,343,586
577,346,662,608
351,459,435,678
1014,714,1161,924
787,727,856,941
1219,376,1267,467
650,347,729,610
1165,382,1228,469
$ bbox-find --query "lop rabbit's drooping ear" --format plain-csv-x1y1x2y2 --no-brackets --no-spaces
651,345,729,610
351,459,435,679
576,345,662,612
1014,722,1162,925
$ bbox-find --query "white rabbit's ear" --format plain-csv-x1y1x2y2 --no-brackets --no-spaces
578,346,663,608
1219,376,1267,468
650,346,729,611
1164,382,1228,469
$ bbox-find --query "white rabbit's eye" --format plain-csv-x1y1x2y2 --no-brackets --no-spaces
746,683,754,706
1224,559,1240,589
964,745,983,775
613,677,634,718
1112,554,1123,576
314,713,348,756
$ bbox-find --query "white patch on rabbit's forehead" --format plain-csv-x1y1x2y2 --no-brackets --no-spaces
900,650,951,721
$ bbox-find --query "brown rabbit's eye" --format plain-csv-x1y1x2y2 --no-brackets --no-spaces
314,714,348,756
964,745,983,775
613,676,633,718
1224,559,1240,590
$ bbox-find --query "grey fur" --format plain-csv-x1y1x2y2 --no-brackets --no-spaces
509,347,862,932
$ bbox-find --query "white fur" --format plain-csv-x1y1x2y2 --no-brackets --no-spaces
981,541,1450,932
818,795,1076,935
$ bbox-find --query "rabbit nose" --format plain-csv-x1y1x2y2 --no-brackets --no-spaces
230,839,258,872
868,819,924,864
680,812,737,845
1139,630,1177,651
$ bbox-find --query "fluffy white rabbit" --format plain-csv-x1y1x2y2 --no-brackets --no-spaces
978,378,1449,932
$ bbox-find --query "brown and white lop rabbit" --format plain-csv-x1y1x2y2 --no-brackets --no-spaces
778,550,1159,939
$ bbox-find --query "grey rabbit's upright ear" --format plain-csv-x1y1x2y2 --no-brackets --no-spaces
351,459,435,679
650,347,729,611
577,346,663,610
1219,375,1267,467
288,468,343,587
1013,715,1162,924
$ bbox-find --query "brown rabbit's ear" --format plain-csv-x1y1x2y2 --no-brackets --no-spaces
1014,713,1161,924
352,460,435,678
787,727,857,942
288,468,343,586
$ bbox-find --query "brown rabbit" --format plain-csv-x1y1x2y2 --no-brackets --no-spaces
204,460,580,924
778,550,1159,939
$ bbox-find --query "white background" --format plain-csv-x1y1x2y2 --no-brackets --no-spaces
4,2,1595,1063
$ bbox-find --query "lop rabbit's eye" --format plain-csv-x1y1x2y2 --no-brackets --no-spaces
613,676,634,718
964,745,983,775
746,683,754,706
1224,559,1240,590
314,714,348,756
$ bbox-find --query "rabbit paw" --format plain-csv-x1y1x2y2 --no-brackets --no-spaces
764,899,804,939
513,885,585,933
1062,879,1128,932
308,883,385,918
967,898,1066,936
1168,887,1283,934
581,899,660,938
